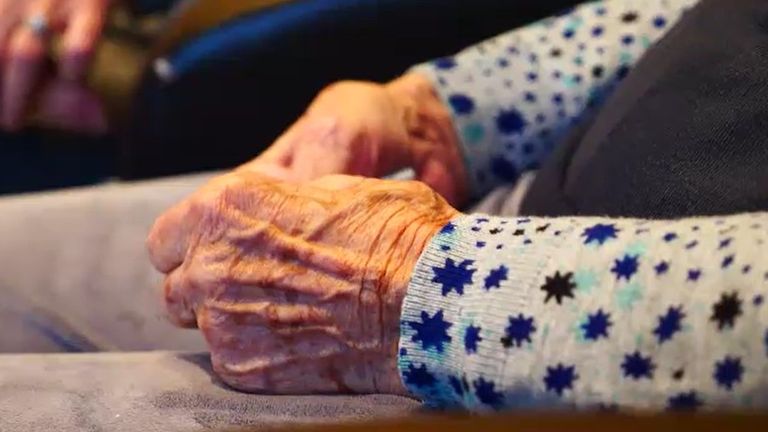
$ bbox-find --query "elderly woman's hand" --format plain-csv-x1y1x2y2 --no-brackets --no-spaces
147,172,458,394
0,0,109,132
242,73,468,207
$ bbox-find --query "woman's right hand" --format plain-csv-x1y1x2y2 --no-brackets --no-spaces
240,73,468,207
0,0,109,133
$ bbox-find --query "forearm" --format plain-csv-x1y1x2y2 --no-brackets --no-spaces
399,212,768,411
410,0,699,199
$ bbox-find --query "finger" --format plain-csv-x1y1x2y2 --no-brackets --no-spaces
199,306,351,393
0,34,8,113
203,299,332,327
410,138,467,207
35,77,107,133
147,173,274,273
146,199,199,273
0,4,18,110
221,249,362,300
2,24,46,130
237,160,294,182
58,7,104,81
162,265,198,328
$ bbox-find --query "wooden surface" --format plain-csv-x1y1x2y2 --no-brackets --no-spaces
224,411,768,432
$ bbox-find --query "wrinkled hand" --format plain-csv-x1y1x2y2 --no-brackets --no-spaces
242,73,468,207
147,172,458,394
0,0,108,132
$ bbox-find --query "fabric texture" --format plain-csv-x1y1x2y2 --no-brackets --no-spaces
0,173,215,353
0,173,510,430
400,213,768,412
399,0,768,412
411,0,697,200
0,351,419,431
522,0,768,218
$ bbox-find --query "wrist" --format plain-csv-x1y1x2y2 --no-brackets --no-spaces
381,208,461,395
385,74,469,207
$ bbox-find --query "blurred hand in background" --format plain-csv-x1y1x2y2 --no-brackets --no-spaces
0,0,109,134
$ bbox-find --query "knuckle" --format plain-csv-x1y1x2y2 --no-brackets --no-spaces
320,80,359,94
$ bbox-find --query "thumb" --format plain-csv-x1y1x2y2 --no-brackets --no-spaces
411,139,468,208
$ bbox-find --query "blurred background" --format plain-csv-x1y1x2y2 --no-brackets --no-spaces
1,0,576,196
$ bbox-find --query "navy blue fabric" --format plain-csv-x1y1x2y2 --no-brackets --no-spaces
521,0,768,218
124,0,580,179
132,0,179,15
0,131,114,195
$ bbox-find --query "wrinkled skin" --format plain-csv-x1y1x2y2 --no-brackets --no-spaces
147,172,459,394
241,74,468,207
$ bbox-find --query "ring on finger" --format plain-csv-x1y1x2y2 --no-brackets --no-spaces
24,14,50,37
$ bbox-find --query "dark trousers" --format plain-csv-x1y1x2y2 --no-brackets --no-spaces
522,0,768,218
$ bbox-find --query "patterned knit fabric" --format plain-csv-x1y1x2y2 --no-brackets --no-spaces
411,0,698,199
399,0,768,412
400,214,768,411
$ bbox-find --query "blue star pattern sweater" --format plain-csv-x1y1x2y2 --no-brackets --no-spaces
398,0,768,411
411,0,698,199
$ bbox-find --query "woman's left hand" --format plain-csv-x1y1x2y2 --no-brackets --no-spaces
147,172,458,394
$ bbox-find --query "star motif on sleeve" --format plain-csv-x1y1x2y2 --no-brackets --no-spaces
621,351,655,380
673,369,685,381
501,313,536,347
544,363,578,396
687,268,702,282
581,309,612,341
439,222,456,234
710,292,742,330
484,265,508,291
432,258,475,296
653,306,685,344
621,11,639,22
513,229,525,236
581,223,619,245
611,254,639,281
654,261,670,275
407,310,452,352
496,107,527,135
403,363,436,388
449,375,470,396
464,325,482,354
668,391,703,411
536,223,550,233
473,377,505,409
714,356,743,390
489,227,504,235
719,238,733,249
541,271,576,304
722,255,734,268
663,232,678,242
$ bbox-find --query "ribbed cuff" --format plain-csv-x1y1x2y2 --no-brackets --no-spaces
398,214,567,409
